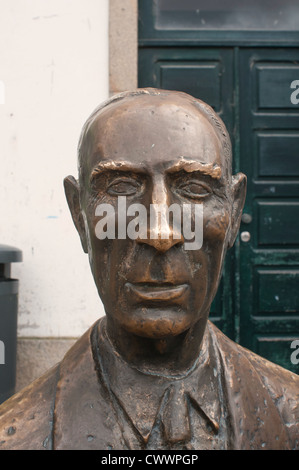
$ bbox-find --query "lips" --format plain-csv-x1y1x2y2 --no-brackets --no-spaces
125,282,189,302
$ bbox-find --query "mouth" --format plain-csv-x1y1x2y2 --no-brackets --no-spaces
125,282,189,302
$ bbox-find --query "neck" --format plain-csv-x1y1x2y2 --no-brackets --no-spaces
103,314,209,376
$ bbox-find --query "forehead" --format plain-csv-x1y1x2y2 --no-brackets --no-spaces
82,94,225,177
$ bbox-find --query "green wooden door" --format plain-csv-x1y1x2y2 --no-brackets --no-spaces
239,48,299,373
138,1,299,373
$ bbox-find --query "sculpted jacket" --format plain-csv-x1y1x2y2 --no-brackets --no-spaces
0,320,298,450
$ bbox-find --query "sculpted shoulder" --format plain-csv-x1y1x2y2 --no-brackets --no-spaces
0,363,60,450
235,337,299,429
0,323,106,451
208,321,299,448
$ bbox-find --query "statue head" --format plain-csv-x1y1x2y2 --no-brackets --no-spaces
64,89,246,347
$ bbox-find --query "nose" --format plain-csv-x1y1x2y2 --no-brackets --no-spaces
137,175,184,253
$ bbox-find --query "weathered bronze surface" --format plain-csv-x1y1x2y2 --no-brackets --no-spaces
0,89,298,450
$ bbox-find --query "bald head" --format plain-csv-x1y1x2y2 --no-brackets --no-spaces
77,88,232,187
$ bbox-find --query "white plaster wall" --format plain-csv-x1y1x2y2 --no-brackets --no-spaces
0,0,109,337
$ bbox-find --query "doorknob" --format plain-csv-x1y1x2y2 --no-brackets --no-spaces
240,231,251,242
241,213,252,224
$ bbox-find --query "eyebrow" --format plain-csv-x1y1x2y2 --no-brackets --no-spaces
166,159,222,179
90,158,222,182
90,161,147,182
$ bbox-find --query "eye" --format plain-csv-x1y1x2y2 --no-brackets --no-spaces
177,180,211,199
107,178,140,196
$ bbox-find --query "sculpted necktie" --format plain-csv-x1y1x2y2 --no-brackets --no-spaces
162,382,191,444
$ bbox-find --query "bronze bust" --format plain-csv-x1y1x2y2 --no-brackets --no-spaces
0,89,298,450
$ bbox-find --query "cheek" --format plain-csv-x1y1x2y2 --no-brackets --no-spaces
203,208,230,244
201,207,231,282
85,215,135,300
82,206,112,293
188,209,231,310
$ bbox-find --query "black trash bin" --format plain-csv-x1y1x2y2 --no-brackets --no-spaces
0,244,22,404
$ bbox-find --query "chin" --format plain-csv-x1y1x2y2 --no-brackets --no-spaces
120,306,195,339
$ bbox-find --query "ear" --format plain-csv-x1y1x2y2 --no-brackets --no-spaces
64,175,88,253
227,172,247,249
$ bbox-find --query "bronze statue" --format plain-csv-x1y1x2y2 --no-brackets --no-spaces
0,89,298,450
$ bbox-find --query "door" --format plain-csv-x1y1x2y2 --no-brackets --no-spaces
138,0,299,373
239,48,299,372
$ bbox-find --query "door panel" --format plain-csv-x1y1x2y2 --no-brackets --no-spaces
254,336,299,370
239,48,299,373
255,131,299,177
256,64,299,109
256,200,299,246
159,62,222,110
255,268,299,314
138,48,234,134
